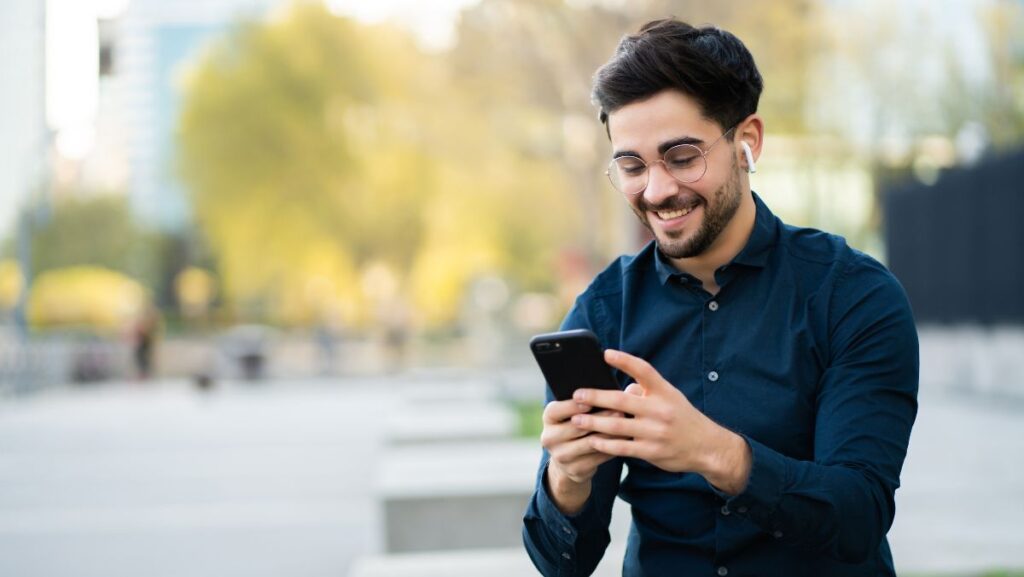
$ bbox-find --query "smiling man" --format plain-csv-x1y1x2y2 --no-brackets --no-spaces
522,19,919,577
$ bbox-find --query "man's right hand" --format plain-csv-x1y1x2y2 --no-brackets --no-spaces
540,393,634,515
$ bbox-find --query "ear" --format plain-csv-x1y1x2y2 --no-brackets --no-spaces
735,114,764,173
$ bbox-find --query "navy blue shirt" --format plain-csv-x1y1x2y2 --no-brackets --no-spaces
523,194,919,577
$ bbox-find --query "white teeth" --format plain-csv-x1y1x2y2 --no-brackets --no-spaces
656,206,693,220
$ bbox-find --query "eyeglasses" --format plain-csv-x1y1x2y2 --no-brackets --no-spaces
605,126,736,195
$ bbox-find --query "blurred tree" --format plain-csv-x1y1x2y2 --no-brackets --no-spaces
177,0,832,329
29,194,163,290
178,2,584,328
0,259,24,313
27,266,148,332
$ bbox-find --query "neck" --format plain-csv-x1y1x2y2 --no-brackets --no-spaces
668,190,757,294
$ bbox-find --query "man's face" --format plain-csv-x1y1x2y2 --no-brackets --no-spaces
607,90,743,260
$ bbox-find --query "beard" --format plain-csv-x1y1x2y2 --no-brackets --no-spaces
632,158,743,260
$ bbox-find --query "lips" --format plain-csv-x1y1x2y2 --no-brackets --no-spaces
649,197,702,223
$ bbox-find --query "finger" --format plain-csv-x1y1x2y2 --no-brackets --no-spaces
572,411,647,438
541,419,596,449
550,434,606,462
588,435,647,459
542,399,592,424
573,388,645,416
604,349,670,393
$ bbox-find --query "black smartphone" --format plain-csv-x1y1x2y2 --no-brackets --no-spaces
529,329,620,401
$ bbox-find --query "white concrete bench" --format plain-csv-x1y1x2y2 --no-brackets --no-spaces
376,440,539,552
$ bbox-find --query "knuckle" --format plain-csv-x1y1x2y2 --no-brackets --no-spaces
652,422,670,441
540,430,554,449
652,406,673,423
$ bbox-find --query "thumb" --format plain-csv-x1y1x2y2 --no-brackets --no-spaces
604,349,671,393
624,382,646,396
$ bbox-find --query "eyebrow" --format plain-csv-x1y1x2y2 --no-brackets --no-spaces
611,135,706,160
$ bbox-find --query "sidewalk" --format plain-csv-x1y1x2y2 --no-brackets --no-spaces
0,375,1021,576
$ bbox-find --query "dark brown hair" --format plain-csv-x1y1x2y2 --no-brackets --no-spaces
592,19,763,136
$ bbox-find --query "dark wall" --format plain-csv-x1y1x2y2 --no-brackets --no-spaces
883,148,1024,324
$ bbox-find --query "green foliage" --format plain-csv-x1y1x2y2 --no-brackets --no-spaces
30,195,163,290
514,399,545,440
177,1,586,327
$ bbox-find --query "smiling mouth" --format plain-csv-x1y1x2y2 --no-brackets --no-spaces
655,206,695,220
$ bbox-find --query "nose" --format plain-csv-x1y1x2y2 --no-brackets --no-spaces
642,160,680,206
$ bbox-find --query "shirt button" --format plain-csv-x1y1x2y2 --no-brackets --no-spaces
708,301,719,311
561,552,571,560
562,526,572,534
717,567,729,576
720,505,731,516
708,371,719,382
737,506,748,514
773,530,784,538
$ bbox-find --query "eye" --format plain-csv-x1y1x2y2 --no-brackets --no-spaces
615,157,646,176
665,146,700,168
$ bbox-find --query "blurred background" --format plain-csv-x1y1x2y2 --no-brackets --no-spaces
0,0,1022,576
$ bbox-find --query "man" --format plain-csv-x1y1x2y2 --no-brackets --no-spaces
522,18,918,577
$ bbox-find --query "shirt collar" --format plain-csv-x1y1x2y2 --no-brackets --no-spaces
653,191,778,285
731,191,777,268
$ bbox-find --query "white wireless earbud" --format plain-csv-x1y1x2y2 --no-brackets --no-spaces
741,141,757,174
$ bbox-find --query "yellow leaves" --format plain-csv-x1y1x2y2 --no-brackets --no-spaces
273,238,361,326
27,266,148,332
175,267,217,318
176,1,589,329
0,260,24,311
409,239,502,328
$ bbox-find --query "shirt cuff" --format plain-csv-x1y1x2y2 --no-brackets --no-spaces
722,434,787,521
533,462,602,546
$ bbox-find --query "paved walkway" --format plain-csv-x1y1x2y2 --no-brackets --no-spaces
0,379,389,577
0,377,1022,576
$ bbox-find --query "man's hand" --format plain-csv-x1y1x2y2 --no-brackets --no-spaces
570,349,752,495
540,395,634,514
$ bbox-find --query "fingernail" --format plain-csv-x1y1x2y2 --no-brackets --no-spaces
576,403,590,412
572,415,584,426
573,389,587,402
605,349,619,361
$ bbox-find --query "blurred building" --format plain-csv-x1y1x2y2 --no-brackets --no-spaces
117,0,279,232
0,0,48,238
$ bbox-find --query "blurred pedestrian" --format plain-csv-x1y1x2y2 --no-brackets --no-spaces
131,304,160,380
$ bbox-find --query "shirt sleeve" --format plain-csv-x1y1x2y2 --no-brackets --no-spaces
722,255,919,563
522,298,624,577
